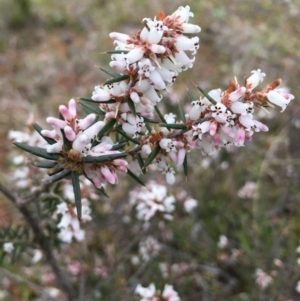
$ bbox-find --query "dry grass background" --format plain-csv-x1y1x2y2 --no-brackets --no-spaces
0,0,300,300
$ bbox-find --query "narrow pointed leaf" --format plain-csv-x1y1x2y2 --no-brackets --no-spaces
178,102,186,122
142,117,159,124
145,122,152,133
80,102,105,115
99,187,109,198
71,171,81,220
104,75,129,86
14,142,59,160
99,67,119,78
187,89,196,102
80,97,116,104
160,123,187,130
116,127,140,144
105,50,129,54
32,161,57,169
82,152,127,163
143,145,160,169
154,105,166,123
197,86,217,105
127,169,145,186
92,119,117,147
61,129,71,151
136,154,146,175
111,142,127,150
127,97,136,116
183,154,188,177
32,123,56,145
44,170,71,184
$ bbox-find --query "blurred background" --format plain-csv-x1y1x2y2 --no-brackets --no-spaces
0,0,300,300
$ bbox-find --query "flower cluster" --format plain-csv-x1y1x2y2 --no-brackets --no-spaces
129,180,176,221
135,283,180,301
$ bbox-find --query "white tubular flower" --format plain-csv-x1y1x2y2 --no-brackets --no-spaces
174,51,195,69
159,138,176,152
192,121,210,140
211,103,228,123
92,86,111,101
122,114,145,137
267,89,294,112
138,58,156,77
162,284,181,301
182,23,201,34
246,69,266,89
144,20,166,44
164,113,176,124
163,166,176,185
3,242,14,253
109,32,130,43
175,36,199,55
172,5,194,22
135,283,156,299
143,86,163,104
189,99,207,120
125,48,145,65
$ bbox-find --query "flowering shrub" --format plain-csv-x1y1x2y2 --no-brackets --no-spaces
0,4,296,301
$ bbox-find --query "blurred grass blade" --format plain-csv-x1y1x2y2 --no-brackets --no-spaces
183,154,188,177
32,123,56,145
82,152,127,163
71,171,81,220
104,75,129,85
14,142,59,160
178,102,186,122
143,145,160,169
127,169,145,186
160,123,187,130
197,86,217,105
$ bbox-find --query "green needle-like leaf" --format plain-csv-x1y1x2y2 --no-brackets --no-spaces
127,169,145,186
142,117,159,124
44,170,71,184
99,67,119,78
145,122,152,133
104,75,129,85
136,154,146,175
32,123,56,145
183,154,188,177
197,86,217,105
105,50,129,54
143,144,160,170
82,152,127,163
14,142,59,160
178,102,186,122
116,127,140,144
31,161,57,169
127,97,136,116
71,171,82,220
80,97,116,104
92,119,117,147
80,102,105,115
154,105,166,123
159,123,188,130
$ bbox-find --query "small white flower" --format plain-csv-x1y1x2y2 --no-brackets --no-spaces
3,242,14,253
246,69,266,89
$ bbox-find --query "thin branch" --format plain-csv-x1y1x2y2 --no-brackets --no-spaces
0,183,75,301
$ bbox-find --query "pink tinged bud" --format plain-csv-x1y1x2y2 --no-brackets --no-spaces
109,60,126,72
267,90,291,112
41,129,57,139
92,176,105,189
254,120,269,132
83,121,104,139
92,86,111,102
113,159,128,167
209,121,217,136
245,131,253,141
213,134,220,149
236,127,245,144
105,112,116,119
149,70,165,90
125,48,145,64
229,87,246,102
109,32,130,43
100,166,116,184
130,91,140,103
78,114,96,130
221,126,235,138
46,141,63,153
239,115,254,128
59,105,73,121
177,148,186,165
72,134,89,154
149,44,166,54
169,151,178,164
68,99,77,116
230,101,248,114
246,69,266,89
117,166,127,172
47,117,66,129
64,126,76,141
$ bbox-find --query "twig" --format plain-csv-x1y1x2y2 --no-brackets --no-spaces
0,183,75,301
0,267,66,301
